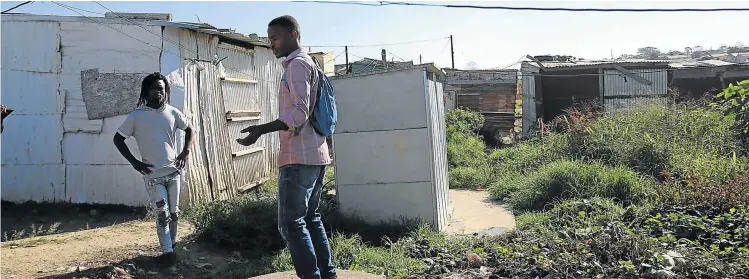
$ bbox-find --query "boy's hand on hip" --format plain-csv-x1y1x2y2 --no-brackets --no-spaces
175,150,190,170
132,160,154,175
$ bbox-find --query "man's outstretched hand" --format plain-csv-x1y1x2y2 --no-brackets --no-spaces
237,125,263,146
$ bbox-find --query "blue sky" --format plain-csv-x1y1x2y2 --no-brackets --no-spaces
2,1,748,69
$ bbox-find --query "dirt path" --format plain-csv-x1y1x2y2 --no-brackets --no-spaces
446,190,516,235
2,220,196,278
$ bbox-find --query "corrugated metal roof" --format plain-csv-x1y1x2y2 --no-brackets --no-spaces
334,58,415,75
668,59,736,68
331,63,445,80
1,13,270,47
539,59,672,69
523,58,745,71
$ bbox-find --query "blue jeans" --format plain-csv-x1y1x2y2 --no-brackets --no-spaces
144,171,181,253
278,164,337,279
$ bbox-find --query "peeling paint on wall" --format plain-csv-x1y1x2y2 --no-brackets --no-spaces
80,68,150,119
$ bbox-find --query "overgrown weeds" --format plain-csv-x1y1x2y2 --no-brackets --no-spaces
186,81,749,278
492,160,655,211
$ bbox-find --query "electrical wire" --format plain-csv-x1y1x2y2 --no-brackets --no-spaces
51,2,749,79
428,40,450,64
324,51,345,65
301,1,749,12
387,51,407,62
55,1,269,84
2,1,33,14
307,37,449,48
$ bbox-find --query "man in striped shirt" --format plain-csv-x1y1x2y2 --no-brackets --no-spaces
237,15,336,279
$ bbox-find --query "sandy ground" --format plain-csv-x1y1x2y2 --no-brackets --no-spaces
1,220,194,279
446,189,516,235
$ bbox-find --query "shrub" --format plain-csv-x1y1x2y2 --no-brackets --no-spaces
445,109,484,136
183,194,283,253
501,160,655,211
446,132,487,169
448,166,492,189
488,133,569,176
658,171,749,208
712,79,749,138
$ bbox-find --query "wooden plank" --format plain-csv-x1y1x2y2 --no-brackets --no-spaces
221,77,259,84
226,110,261,118
238,176,271,193
227,116,261,122
232,147,264,158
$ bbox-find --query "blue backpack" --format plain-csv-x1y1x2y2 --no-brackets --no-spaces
282,53,337,137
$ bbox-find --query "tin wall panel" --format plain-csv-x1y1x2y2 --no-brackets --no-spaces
604,97,668,112
603,69,668,97
254,48,283,171
197,60,237,200
425,73,449,231
180,29,213,203
218,44,273,190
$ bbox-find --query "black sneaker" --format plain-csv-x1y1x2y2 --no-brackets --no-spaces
157,252,178,273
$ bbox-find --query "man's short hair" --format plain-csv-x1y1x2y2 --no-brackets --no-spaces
268,15,300,35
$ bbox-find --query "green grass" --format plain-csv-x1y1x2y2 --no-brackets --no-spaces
492,160,655,211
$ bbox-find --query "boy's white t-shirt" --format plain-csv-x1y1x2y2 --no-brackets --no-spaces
117,104,189,179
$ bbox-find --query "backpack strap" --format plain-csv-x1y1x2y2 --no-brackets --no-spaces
281,52,323,126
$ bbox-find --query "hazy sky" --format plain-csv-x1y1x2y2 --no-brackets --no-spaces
2,1,748,69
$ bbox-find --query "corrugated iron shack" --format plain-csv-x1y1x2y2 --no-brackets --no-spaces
443,69,519,136
1,13,282,206
520,59,672,134
669,60,749,99
520,58,749,134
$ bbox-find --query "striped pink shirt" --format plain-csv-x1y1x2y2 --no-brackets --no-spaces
277,49,331,167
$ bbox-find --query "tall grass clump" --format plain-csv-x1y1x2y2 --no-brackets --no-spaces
445,109,492,189
183,193,283,252
498,160,655,211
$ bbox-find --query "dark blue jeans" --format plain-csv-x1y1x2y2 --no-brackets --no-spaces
278,164,337,279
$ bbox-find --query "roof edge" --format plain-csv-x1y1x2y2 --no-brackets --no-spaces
331,63,445,80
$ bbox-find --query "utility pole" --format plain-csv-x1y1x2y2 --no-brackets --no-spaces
419,54,422,64
345,46,350,74
449,35,455,69
381,49,388,69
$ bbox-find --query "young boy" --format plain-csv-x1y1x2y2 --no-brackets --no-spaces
113,72,194,271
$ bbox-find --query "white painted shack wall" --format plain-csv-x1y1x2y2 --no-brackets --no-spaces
60,21,162,206
1,19,163,205
2,17,280,206
1,21,66,202
331,67,449,231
